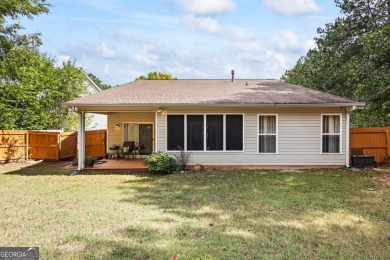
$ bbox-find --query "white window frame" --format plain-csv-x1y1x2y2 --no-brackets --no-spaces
320,113,342,154
166,113,244,152
257,114,278,154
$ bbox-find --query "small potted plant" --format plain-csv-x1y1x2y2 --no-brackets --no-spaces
84,156,97,167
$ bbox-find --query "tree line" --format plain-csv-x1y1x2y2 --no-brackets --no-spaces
282,0,389,127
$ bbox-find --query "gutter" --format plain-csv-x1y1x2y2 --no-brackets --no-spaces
63,102,366,108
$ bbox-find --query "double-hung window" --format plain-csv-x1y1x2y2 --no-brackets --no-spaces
322,114,341,153
258,115,277,153
167,114,243,151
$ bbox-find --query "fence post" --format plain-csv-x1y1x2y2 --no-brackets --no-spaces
386,129,390,157
56,133,60,161
25,132,29,160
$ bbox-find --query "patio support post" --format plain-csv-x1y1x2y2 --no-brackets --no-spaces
77,111,86,170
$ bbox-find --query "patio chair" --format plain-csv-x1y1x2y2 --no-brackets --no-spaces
120,141,135,160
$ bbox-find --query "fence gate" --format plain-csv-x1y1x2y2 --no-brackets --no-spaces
59,132,78,159
85,130,106,158
28,132,60,160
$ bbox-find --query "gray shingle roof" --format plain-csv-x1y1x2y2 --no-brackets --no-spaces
64,79,362,106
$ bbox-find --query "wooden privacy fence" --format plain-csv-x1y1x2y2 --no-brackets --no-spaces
85,130,106,158
350,127,390,163
29,131,78,160
0,130,106,161
0,130,28,163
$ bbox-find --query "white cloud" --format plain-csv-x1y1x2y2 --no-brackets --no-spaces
100,43,116,58
228,28,258,41
55,55,72,67
176,0,235,14
303,39,316,51
268,30,301,50
133,44,160,66
262,0,321,16
183,15,222,34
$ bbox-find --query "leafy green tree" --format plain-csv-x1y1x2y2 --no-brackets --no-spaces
0,50,86,130
0,0,87,131
282,0,390,127
136,71,177,80
0,0,50,54
87,73,112,90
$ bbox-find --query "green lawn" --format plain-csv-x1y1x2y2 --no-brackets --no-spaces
0,161,389,259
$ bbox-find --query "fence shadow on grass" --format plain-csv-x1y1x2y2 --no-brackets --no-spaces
2,160,153,176
3,160,76,176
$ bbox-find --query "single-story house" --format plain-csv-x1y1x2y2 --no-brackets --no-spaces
64,74,364,170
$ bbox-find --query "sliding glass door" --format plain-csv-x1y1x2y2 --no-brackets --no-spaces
124,123,153,155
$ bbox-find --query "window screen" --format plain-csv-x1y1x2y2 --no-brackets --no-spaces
226,115,243,150
167,115,184,150
187,115,204,150
206,115,223,150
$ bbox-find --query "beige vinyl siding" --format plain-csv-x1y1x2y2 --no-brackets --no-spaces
157,107,347,166
107,112,155,149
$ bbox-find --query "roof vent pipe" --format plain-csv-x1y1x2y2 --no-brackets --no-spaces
231,70,235,82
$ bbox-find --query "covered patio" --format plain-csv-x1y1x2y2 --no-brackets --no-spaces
84,158,148,171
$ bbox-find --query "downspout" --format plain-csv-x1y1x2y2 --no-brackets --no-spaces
155,111,158,152
345,106,356,168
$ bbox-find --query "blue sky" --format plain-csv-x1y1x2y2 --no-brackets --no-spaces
23,0,340,85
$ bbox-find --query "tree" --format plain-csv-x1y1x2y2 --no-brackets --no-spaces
282,0,390,127
0,50,86,130
136,71,177,80
87,73,112,90
0,0,87,131
0,0,50,55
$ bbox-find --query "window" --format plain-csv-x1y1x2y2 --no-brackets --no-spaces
187,115,204,151
206,115,223,150
258,115,277,153
226,115,243,150
166,114,243,151
167,115,184,150
322,115,341,153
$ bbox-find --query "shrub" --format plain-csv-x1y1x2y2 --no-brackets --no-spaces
144,151,176,174
173,146,191,171
84,156,97,167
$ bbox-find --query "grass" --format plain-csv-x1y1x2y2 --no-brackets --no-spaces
0,161,389,259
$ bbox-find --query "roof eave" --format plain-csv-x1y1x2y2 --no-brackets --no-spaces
64,102,365,108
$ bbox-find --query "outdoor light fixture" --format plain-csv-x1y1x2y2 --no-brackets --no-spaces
157,107,163,113
116,123,120,127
